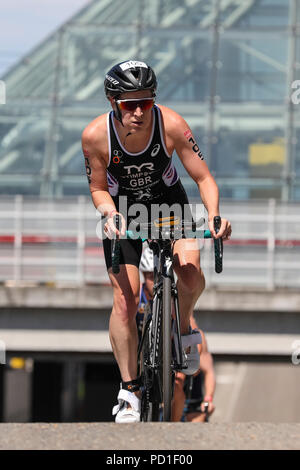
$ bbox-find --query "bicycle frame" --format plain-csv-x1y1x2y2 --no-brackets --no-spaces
138,237,188,421
151,238,186,370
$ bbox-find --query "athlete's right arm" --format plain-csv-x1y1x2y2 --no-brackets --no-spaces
81,120,125,236
81,119,113,213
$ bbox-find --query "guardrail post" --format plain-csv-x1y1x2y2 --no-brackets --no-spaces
14,195,23,284
267,198,276,291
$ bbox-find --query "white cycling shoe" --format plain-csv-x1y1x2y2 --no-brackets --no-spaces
180,328,202,375
112,389,141,423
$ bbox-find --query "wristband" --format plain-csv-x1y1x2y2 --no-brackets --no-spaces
108,209,118,219
204,395,213,402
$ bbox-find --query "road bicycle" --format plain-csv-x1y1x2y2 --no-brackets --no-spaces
111,215,223,422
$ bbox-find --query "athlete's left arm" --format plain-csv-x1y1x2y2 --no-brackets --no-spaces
168,110,231,239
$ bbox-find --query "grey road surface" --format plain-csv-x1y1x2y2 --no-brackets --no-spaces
0,423,299,450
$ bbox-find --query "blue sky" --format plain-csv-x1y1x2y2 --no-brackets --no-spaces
0,0,91,76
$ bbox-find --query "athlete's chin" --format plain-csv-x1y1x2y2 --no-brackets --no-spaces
127,123,144,132
131,122,144,129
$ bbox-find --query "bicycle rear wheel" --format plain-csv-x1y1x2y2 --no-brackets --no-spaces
162,276,172,421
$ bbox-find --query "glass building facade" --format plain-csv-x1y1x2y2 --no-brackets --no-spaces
1,0,300,200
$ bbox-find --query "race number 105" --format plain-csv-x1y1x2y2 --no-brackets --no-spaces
150,454,192,464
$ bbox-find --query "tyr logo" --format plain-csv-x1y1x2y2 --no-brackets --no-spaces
124,162,154,174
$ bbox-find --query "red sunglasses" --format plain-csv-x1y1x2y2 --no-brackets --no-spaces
116,97,155,112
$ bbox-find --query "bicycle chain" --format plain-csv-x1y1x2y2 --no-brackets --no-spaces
144,370,151,420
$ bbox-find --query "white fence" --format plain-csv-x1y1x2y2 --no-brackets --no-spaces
0,196,299,289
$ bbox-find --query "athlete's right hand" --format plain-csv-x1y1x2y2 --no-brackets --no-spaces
104,211,126,239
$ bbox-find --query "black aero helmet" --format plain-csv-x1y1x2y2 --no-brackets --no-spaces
104,60,157,98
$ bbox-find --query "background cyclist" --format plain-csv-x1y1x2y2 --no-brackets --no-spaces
172,319,216,423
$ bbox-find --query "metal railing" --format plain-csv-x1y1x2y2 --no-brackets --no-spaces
0,195,299,289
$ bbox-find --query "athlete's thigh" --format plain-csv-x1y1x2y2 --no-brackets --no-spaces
108,263,141,308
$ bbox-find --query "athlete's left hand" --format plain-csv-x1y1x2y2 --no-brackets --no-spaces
208,216,232,241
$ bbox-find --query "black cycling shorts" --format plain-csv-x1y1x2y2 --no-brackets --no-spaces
103,237,143,271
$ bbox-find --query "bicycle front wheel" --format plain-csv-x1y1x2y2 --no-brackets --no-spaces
162,276,172,421
139,305,161,422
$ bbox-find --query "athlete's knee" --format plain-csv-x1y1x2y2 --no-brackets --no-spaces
177,266,205,294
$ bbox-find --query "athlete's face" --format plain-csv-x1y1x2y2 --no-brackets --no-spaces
111,90,154,132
